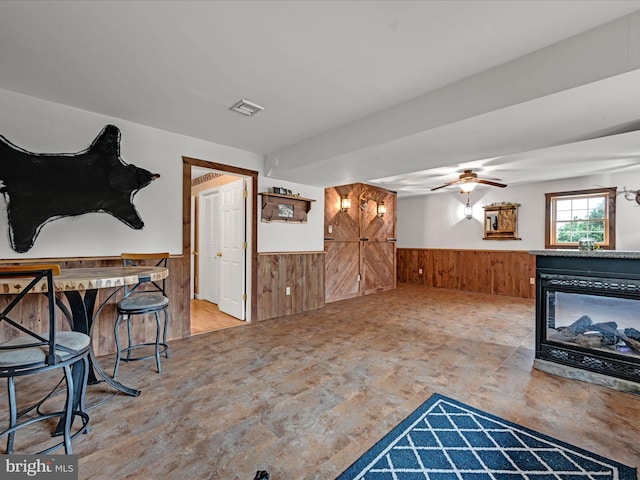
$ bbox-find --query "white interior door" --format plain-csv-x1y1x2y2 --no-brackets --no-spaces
198,189,220,304
219,178,246,320
190,195,195,299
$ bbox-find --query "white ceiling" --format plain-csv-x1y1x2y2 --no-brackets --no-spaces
2,1,640,196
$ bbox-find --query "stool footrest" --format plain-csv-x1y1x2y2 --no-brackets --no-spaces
118,343,169,362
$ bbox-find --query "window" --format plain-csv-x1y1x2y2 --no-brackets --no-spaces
545,187,616,249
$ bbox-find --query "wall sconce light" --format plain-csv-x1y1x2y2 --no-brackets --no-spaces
340,195,351,212
464,194,473,220
377,201,387,218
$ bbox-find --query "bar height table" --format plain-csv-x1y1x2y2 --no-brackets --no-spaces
0,265,169,397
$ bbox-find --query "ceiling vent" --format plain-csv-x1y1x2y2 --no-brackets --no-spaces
229,99,264,117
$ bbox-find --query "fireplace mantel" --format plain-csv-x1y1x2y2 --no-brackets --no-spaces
529,249,640,259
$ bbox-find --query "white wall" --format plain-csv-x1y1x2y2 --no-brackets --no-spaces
0,88,323,258
398,170,640,250
256,178,324,253
4,88,637,257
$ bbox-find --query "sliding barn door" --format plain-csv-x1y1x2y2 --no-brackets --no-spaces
361,190,396,295
324,183,396,303
325,241,361,302
324,185,361,302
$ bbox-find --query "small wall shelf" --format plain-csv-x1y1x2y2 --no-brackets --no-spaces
259,192,315,223
483,203,521,240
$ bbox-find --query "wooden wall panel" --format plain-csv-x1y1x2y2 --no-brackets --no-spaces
256,253,279,321
303,253,325,312
0,293,48,344
397,248,536,299
256,252,325,321
0,256,189,357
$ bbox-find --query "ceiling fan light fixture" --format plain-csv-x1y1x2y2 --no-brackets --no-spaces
460,182,477,193
431,169,506,192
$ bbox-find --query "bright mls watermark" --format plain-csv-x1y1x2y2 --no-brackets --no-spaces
1,455,78,479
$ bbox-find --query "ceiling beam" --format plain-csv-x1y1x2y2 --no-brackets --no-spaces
265,11,640,185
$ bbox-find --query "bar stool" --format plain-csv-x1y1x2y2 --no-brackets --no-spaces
0,264,90,454
113,253,170,377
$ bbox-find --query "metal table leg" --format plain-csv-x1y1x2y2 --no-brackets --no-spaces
61,290,141,397
53,289,140,436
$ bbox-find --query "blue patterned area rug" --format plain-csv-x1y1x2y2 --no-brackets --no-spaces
337,393,637,480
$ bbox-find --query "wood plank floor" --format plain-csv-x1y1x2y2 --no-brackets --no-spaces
4,284,639,479
191,298,245,335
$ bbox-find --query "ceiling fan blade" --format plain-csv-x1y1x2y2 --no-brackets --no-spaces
430,178,463,191
477,179,507,188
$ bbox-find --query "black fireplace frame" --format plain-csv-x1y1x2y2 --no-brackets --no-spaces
535,254,640,384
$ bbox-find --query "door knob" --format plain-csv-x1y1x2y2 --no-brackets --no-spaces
216,252,222,257
192,251,198,255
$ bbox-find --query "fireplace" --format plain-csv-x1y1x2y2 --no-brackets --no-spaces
531,250,640,392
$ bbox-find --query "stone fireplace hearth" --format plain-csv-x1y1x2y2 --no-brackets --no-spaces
530,249,640,394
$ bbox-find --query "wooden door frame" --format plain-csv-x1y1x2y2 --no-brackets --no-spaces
182,157,258,323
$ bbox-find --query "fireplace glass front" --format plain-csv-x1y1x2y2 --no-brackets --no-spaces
546,291,640,360
538,272,640,383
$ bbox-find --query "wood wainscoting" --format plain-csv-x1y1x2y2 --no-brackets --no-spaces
0,256,189,357
256,251,325,321
397,248,536,299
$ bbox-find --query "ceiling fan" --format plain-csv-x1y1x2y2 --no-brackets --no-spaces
430,169,507,192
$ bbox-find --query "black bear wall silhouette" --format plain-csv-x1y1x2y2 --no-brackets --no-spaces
0,125,159,253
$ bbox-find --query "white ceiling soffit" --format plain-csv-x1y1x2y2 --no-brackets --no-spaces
286,69,640,194
1,1,640,194
266,9,640,194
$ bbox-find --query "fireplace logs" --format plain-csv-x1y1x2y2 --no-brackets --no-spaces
549,315,640,354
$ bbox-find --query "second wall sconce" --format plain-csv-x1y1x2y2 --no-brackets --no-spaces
359,190,387,218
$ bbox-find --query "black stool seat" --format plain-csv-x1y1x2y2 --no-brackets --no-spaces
118,294,169,313
0,331,90,367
